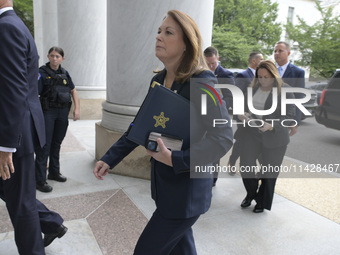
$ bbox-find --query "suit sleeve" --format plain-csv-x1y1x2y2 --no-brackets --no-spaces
100,131,139,168
223,70,235,85
292,68,305,124
171,73,234,174
235,72,249,93
0,21,29,148
219,71,235,109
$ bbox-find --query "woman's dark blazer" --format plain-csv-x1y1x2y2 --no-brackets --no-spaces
101,70,233,219
234,84,296,149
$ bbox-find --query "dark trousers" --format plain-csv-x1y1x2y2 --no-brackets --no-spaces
37,199,63,234
134,209,200,255
0,152,63,255
240,132,287,210
229,124,245,166
229,138,243,166
212,159,219,184
35,107,69,182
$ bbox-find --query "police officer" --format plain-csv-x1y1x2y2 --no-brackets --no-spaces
35,46,80,192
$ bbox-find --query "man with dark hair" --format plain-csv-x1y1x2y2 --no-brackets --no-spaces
0,1,67,253
235,52,263,93
274,41,305,136
204,46,235,185
228,52,263,171
204,46,235,109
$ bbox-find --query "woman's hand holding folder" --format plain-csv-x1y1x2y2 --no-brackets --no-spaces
146,138,173,167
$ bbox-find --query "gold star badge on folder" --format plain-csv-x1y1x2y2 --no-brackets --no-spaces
153,112,169,128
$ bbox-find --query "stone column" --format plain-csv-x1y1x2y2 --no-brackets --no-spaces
33,0,58,61
33,0,107,119
96,0,215,179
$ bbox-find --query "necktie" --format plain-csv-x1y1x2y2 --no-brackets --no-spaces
278,66,283,77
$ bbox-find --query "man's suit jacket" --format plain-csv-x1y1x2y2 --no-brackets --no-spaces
214,64,235,81
215,64,235,109
0,10,45,156
281,62,305,124
233,68,253,121
235,67,254,93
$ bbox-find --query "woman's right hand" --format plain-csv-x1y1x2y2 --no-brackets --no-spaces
93,160,110,180
73,109,80,121
238,112,251,122
146,138,173,167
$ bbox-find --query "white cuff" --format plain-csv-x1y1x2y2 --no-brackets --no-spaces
0,146,16,153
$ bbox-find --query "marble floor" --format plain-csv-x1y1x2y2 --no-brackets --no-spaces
0,119,339,255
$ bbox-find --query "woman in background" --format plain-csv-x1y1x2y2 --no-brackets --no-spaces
237,60,295,213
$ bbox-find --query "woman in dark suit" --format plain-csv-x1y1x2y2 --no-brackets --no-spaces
236,60,295,213
93,10,233,255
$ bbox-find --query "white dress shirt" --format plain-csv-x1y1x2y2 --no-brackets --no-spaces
0,7,13,16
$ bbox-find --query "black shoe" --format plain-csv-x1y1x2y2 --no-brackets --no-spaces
44,224,68,247
253,204,264,213
241,196,252,208
48,173,67,182
36,181,53,193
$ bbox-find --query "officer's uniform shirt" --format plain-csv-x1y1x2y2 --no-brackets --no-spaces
38,62,75,95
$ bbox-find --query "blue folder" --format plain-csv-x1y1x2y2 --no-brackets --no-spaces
127,82,191,150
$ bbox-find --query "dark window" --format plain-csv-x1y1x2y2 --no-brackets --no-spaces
328,72,340,90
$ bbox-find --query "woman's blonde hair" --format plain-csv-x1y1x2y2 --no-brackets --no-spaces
251,60,284,94
165,10,208,83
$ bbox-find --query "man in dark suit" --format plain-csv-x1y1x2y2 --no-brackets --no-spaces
204,46,235,109
274,41,305,136
235,52,263,94
204,46,235,185
228,52,263,170
0,1,67,254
